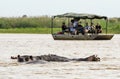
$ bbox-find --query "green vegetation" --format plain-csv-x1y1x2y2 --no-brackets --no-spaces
0,16,120,34
0,28,51,34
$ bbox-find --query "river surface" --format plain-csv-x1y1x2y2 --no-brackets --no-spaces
0,34,120,79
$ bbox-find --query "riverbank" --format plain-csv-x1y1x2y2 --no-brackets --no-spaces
0,28,51,34
0,17,120,34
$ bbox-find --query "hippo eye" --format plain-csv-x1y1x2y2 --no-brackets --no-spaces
25,57,29,61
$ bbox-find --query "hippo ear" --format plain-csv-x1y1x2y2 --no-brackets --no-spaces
30,56,33,60
95,55,97,57
17,55,20,58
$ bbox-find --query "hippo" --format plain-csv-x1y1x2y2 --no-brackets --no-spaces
11,54,100,62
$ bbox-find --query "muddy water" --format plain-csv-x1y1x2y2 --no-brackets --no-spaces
0,34,120,79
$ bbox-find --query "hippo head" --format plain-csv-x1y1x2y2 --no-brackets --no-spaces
87,55,100,61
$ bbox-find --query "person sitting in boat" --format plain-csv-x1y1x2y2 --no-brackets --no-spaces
73,20,78,29
89,22,95,33
61,22,68,34
84,22,91,33
76,22,84,35
73,18,79,29
95,23,102,33
69,23,76,35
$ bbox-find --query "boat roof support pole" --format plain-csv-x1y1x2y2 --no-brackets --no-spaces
106,19,108,34
68,18,69,26
90,19,93,25
51,17,54,34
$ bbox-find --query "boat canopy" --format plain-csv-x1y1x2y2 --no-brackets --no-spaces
53,13,107,19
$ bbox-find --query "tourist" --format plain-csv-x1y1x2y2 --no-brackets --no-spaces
76,22,84,35
69,23,76,35
95,23,102,33
90,22,95,33
61,22,68,34
84,22,91,33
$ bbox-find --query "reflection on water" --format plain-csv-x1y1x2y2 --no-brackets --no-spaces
0,34,120,79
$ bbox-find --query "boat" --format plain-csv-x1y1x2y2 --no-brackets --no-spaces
51,13,114,40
